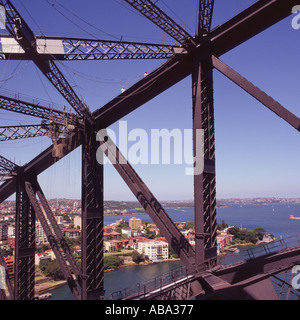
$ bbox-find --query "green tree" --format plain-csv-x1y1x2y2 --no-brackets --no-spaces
168,245,178,259
186,221,195,230
217,220,228,230
132,250,144,264
245,230,258,244
39,259,50,272
44,260,64,280
227,227,240,239
104,255,123,270
254,228,266,241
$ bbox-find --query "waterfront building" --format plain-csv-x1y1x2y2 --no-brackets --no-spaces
104,241,114,253
217,233,234,246
114,218,126,226
217,237,225,254
35,250,54,265
138,240,169,262
216,233,235,254
104,240,126,252
129,217,142,230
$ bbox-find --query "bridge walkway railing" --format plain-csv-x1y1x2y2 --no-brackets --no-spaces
110,235,300,300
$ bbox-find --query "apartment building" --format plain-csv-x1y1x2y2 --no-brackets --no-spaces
129,217,142,230
36,220,48,244
64,228,80,239
138,240,169,262
0,223,8,241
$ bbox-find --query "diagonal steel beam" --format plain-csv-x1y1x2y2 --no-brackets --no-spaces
210,0,299,57
94,52,194,128
0,0,297,206
32,179,82,281
24,178,82,300
123,0,195,48
211,56,300,131
97,130,197,271
0,0,92,122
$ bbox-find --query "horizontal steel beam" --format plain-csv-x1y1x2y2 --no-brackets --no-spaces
94,0,297,128
0,124,48,141
0,35,186,60
0,1,296,203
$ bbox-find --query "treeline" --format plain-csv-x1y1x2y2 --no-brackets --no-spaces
227,227,268,244
217,220,271,245
104,251,147,271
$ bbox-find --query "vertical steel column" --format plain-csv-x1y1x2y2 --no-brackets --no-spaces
14,170,35,300
81,123,104,300
192,49,217,269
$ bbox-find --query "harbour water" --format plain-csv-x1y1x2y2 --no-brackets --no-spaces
48,203,300,300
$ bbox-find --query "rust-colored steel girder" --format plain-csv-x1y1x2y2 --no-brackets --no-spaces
1,0,296,204
0,0,299,300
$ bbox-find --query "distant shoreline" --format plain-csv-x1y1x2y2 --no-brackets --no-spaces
103,201,300,218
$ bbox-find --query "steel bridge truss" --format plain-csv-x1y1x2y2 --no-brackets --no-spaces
0,0,299,300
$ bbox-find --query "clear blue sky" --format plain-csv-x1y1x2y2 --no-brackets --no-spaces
0,0,300,201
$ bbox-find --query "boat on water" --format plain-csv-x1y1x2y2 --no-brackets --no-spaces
225,247,240,253
289,215,300,220
34,293,52,300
